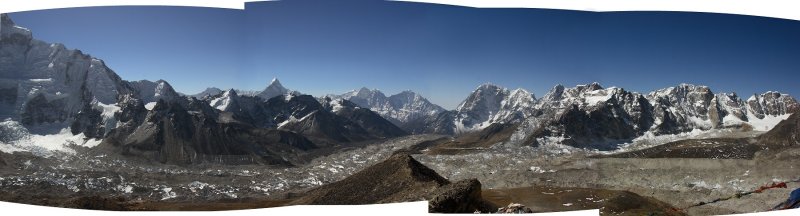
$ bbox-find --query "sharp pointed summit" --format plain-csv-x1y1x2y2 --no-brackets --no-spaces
270,77,283,87
257,77,290,101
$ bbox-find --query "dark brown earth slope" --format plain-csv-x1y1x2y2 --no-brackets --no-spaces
96,98,318,166
290,153,449,205
483,185,685,216
602,138,762,159
290,153,496,213
424,123,517,155
759,112,800,148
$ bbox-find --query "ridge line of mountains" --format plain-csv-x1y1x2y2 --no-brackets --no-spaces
2,13,798,164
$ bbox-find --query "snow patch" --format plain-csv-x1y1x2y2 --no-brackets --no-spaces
722,114,745,126
609,129,707,153
209,91,233,111
160,187,177,200
28,78,52,82
154,82,166,98
583,90,612,105
277,111,317,128
188,181,209,193
328,99,345,113
93,101,120,131
95,102,120,120
144,102,157,111
687,116,713,129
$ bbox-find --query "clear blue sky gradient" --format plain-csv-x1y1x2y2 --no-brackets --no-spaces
9,1,800,109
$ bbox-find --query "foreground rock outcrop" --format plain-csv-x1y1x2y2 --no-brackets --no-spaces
291,153,495,213
428,178,495,213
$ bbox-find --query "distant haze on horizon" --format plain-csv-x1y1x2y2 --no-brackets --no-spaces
9,0,800,109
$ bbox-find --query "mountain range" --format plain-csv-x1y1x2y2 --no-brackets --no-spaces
2,13,798,163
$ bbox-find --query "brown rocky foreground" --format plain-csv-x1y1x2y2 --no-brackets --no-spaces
483,186,684,215
1,151,686,215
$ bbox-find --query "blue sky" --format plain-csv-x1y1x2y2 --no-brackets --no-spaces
10,1,800,109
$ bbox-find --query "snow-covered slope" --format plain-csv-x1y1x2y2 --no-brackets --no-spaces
208,89,236,111
0,119,101,155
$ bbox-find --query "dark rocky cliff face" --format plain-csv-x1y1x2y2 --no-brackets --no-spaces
759,112,800,148
2,14,133,126
506,83,799,150
320,97,408,138
21,94,69,125
203,90,274,128
402,110,457,135
264,95,407,144
516,85,655,150
747,92,799,119
99,97,315,165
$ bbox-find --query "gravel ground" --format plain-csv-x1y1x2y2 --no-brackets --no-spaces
2,132,798,215
414,142,800,215
0,135,444,205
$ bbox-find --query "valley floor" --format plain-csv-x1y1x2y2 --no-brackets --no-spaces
0,135,443,208
1,133,798,215
414,139,800,215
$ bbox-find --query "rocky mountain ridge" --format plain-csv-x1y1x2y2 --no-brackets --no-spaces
2,13,798,158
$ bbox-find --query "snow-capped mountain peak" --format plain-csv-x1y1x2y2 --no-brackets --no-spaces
350,87,387,100
268,77,285,90
388,90,433,109
208,89,237,111
453,83,536,133
257,78,290,101
1,14,31,39
536,83,623,109
192,87,223,99
456,83,506,112
587,82,603,90
331,88,445,129
746,91,798,119
128,79,180,104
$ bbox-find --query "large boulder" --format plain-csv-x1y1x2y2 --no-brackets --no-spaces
428,178,496,213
